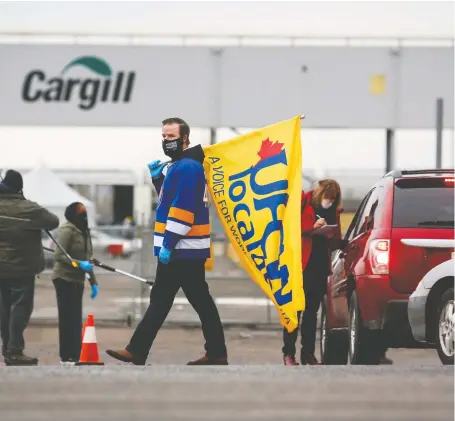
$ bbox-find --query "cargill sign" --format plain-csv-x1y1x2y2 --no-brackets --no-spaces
21,55,136,111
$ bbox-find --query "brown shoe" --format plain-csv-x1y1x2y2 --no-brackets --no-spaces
283,355,299,366
187,354,228,366
301,353,322,365
105,349,146,365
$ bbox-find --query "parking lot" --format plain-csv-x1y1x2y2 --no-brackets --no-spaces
8,324,444,366
0,326,452,421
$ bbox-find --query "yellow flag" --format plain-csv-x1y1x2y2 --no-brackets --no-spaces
203,115,305,332
204,243,214,271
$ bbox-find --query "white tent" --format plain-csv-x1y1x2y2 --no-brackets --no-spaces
22,166,97,227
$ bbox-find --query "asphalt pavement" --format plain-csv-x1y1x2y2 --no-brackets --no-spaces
0,327,453,421
8,252,452,421
0,365,452,421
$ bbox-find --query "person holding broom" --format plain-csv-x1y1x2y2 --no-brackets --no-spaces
52,202,98,365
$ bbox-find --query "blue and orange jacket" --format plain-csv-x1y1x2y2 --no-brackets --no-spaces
152,145,210,259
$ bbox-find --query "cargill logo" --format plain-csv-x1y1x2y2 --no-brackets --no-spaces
21,56,136,111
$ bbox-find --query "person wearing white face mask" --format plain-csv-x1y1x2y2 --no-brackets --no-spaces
321,198,334,209
282,179,345,366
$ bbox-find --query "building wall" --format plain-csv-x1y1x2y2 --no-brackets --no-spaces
0,44,453,129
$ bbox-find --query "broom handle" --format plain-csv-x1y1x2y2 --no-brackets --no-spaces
91,259,153,285
45,230,79,268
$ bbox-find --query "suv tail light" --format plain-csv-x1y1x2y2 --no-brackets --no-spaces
370,239,390,275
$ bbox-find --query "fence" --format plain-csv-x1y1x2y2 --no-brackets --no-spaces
37,223,284,328
131,225,282,328
90,193,354,329
93,222,283,328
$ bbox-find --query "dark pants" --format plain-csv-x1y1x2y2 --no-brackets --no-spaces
127,259,227,360
53,278,84,361
0,277,35,352
282,267,325,357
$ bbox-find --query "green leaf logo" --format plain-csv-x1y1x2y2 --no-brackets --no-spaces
61,56,112,76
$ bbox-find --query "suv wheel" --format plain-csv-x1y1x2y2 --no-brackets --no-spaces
436,288,454,365
320,297,348,364
348,291,382,365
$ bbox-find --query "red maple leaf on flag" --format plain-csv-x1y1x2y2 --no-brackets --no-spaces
256,138,284,164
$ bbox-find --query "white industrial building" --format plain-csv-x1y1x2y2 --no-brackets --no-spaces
0,2,453,225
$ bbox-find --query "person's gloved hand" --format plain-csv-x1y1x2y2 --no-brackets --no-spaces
79,260,93,272
148,160,166,179
159,247,172,264
90,284,99,300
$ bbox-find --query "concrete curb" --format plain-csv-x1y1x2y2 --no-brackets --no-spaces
29,316,322,331
29,317,284,330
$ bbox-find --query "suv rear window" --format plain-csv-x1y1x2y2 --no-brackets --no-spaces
393,178,454,228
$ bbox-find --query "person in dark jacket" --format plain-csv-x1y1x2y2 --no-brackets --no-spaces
283,179,344,366
52,202,98,365
0,169,59,365
106,117,228,366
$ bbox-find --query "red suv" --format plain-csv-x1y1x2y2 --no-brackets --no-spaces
320,169,454,364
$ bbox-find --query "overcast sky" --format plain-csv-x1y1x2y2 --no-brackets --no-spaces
0,1,453,38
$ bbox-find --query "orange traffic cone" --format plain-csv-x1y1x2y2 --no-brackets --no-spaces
81,322,87,341
76,314,104,366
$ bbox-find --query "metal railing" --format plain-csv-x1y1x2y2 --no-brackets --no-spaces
132,226,281,328
37,222,281,328
33,165,384,328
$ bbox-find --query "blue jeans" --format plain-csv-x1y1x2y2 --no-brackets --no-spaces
0,277,35,352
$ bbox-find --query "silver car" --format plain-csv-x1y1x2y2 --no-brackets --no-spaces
408,240,454,365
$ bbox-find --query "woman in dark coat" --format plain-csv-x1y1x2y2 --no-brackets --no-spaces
52,202,98,365
282,179,344,365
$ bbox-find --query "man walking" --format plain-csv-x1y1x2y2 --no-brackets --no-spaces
0,169,59,365
106,117,228,365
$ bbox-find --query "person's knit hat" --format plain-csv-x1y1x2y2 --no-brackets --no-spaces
1,169,23,193
65,202,86,223
65,202,89,234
